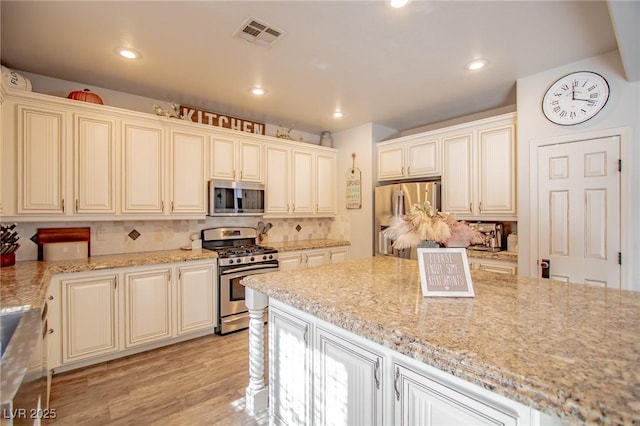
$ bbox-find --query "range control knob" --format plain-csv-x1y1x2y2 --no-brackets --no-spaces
250,256,255,262
268,255,273,260
262,255,267,260
227,259,234,264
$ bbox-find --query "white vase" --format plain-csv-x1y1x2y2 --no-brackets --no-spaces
320,131,333,147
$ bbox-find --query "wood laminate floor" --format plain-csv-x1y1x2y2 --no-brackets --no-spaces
44,330,269,426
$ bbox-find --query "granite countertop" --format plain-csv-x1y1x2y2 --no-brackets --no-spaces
0,249,218,311
265,239,351,252
242,256,639,425
466,249,518,261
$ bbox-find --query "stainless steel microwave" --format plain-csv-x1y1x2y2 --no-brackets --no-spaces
208,180,265,216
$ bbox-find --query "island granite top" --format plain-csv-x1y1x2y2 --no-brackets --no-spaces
242,256,639,425
0,249,218,311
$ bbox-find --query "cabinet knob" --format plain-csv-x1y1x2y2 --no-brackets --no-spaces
61,198,65,212
48,295,54,301
75,199,79,212
47,329,54,335
479,202,483,212
469,203,472,213
407,166,411,175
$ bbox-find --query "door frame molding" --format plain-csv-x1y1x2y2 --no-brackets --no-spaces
529,126,631,289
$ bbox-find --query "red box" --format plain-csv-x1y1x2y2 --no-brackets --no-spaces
0,253,16,267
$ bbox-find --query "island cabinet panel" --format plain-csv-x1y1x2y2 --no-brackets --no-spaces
393,363,526,426
277,247,350,271
60,274,119,364
269,306,313,426
123,267,173,348
315,327,384,426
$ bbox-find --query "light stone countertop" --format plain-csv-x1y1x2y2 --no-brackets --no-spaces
242,256,639,425
466,249,518,262
0,249,218,311
265,238,351,252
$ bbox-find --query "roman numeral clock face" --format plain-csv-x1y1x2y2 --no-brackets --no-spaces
542,71,610,125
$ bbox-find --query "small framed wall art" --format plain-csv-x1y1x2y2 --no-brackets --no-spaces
417,247,474,297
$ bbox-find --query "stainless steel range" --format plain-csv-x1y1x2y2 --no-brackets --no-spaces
201,227,278,335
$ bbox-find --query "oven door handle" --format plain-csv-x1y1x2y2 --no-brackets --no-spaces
220,263,279,275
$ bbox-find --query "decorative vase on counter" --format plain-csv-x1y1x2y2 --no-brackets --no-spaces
320,131,333,147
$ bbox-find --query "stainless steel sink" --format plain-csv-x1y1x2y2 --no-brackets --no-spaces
1,307,44,416
1,309,27,359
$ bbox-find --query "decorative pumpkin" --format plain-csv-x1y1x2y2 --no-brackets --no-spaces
67,89,103,105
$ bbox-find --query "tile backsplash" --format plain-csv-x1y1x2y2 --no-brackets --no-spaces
12,215,350,261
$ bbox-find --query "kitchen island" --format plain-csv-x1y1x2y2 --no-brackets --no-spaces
241,256,639,425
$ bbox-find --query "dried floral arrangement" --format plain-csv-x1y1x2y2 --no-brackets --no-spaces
153,102,183,119
383,201,484,249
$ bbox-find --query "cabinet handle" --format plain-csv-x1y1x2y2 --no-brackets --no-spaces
178,269,182,282
47,329,54,335
292,203,295,212
75,199,79,212
114,275,118,290
240,171,243,180
61,198,65,212
171,201,174,212
161,200,165,211
407,166,411,175
233,170,236,180
315,204,318,213
469,202,472,213
304,254,308,265
479,202,482,212
48,295,54,301
401,167,405,175
303,324,309,347
287,203,290,213
394,367,401,401
374,358,380,390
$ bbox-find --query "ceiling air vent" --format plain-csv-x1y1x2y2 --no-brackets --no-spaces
234,17,286,47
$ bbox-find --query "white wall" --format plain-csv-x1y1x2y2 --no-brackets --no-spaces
516,50,639,290
333,123,396,259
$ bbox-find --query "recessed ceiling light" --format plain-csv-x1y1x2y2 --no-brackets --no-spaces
466,59,488,71
389,0,409,8
116,47,141,60
333,111,343,119
251,87,266,96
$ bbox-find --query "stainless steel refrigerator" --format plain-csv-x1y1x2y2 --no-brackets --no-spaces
374,181,441,259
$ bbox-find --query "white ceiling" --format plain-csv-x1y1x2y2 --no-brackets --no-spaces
0,1,622,135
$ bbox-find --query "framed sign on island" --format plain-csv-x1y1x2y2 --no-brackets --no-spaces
417,247,474,297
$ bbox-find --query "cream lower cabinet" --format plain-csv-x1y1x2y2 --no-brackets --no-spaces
59,273,119,364
315,327,384,426
393,363,528,426
267,299,561,426
48,259,216,373
269,306,313,425
278,247,350,271
123,267,172,348
469,258,517,274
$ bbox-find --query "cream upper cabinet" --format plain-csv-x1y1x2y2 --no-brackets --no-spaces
442,133,474,215
265,141,337,218
264,144,291,215
210,134,262,183
74,113,117,214
377,137,440,181
17,103,67,214
169,128,207,214
442,113,517,220
122,120,165,214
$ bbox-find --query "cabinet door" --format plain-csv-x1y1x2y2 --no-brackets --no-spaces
476,260,517,275
17,105,66,214
124,268,172,347
407,138,440,177
394,364,522,426
278,253,303,271
122,121,165,213
269,307,312,426
170,130,206,214
442,133,473,216
329,248,349,264
176,263,216,334
210,136,236,181
305,250,328,268
315,328,383,426
238,139,263,182
74,114,117,213
377,145,405,181
265,145,291,214
478,124,516,215
315,152,337,215
61,274,118,363
292,150,314,214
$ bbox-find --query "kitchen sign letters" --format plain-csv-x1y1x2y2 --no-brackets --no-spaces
417,248,474,297
179,105,265,135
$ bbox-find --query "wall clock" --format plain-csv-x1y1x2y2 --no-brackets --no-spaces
541,71,610,125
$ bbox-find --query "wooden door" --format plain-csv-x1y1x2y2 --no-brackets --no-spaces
537,136,620,287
